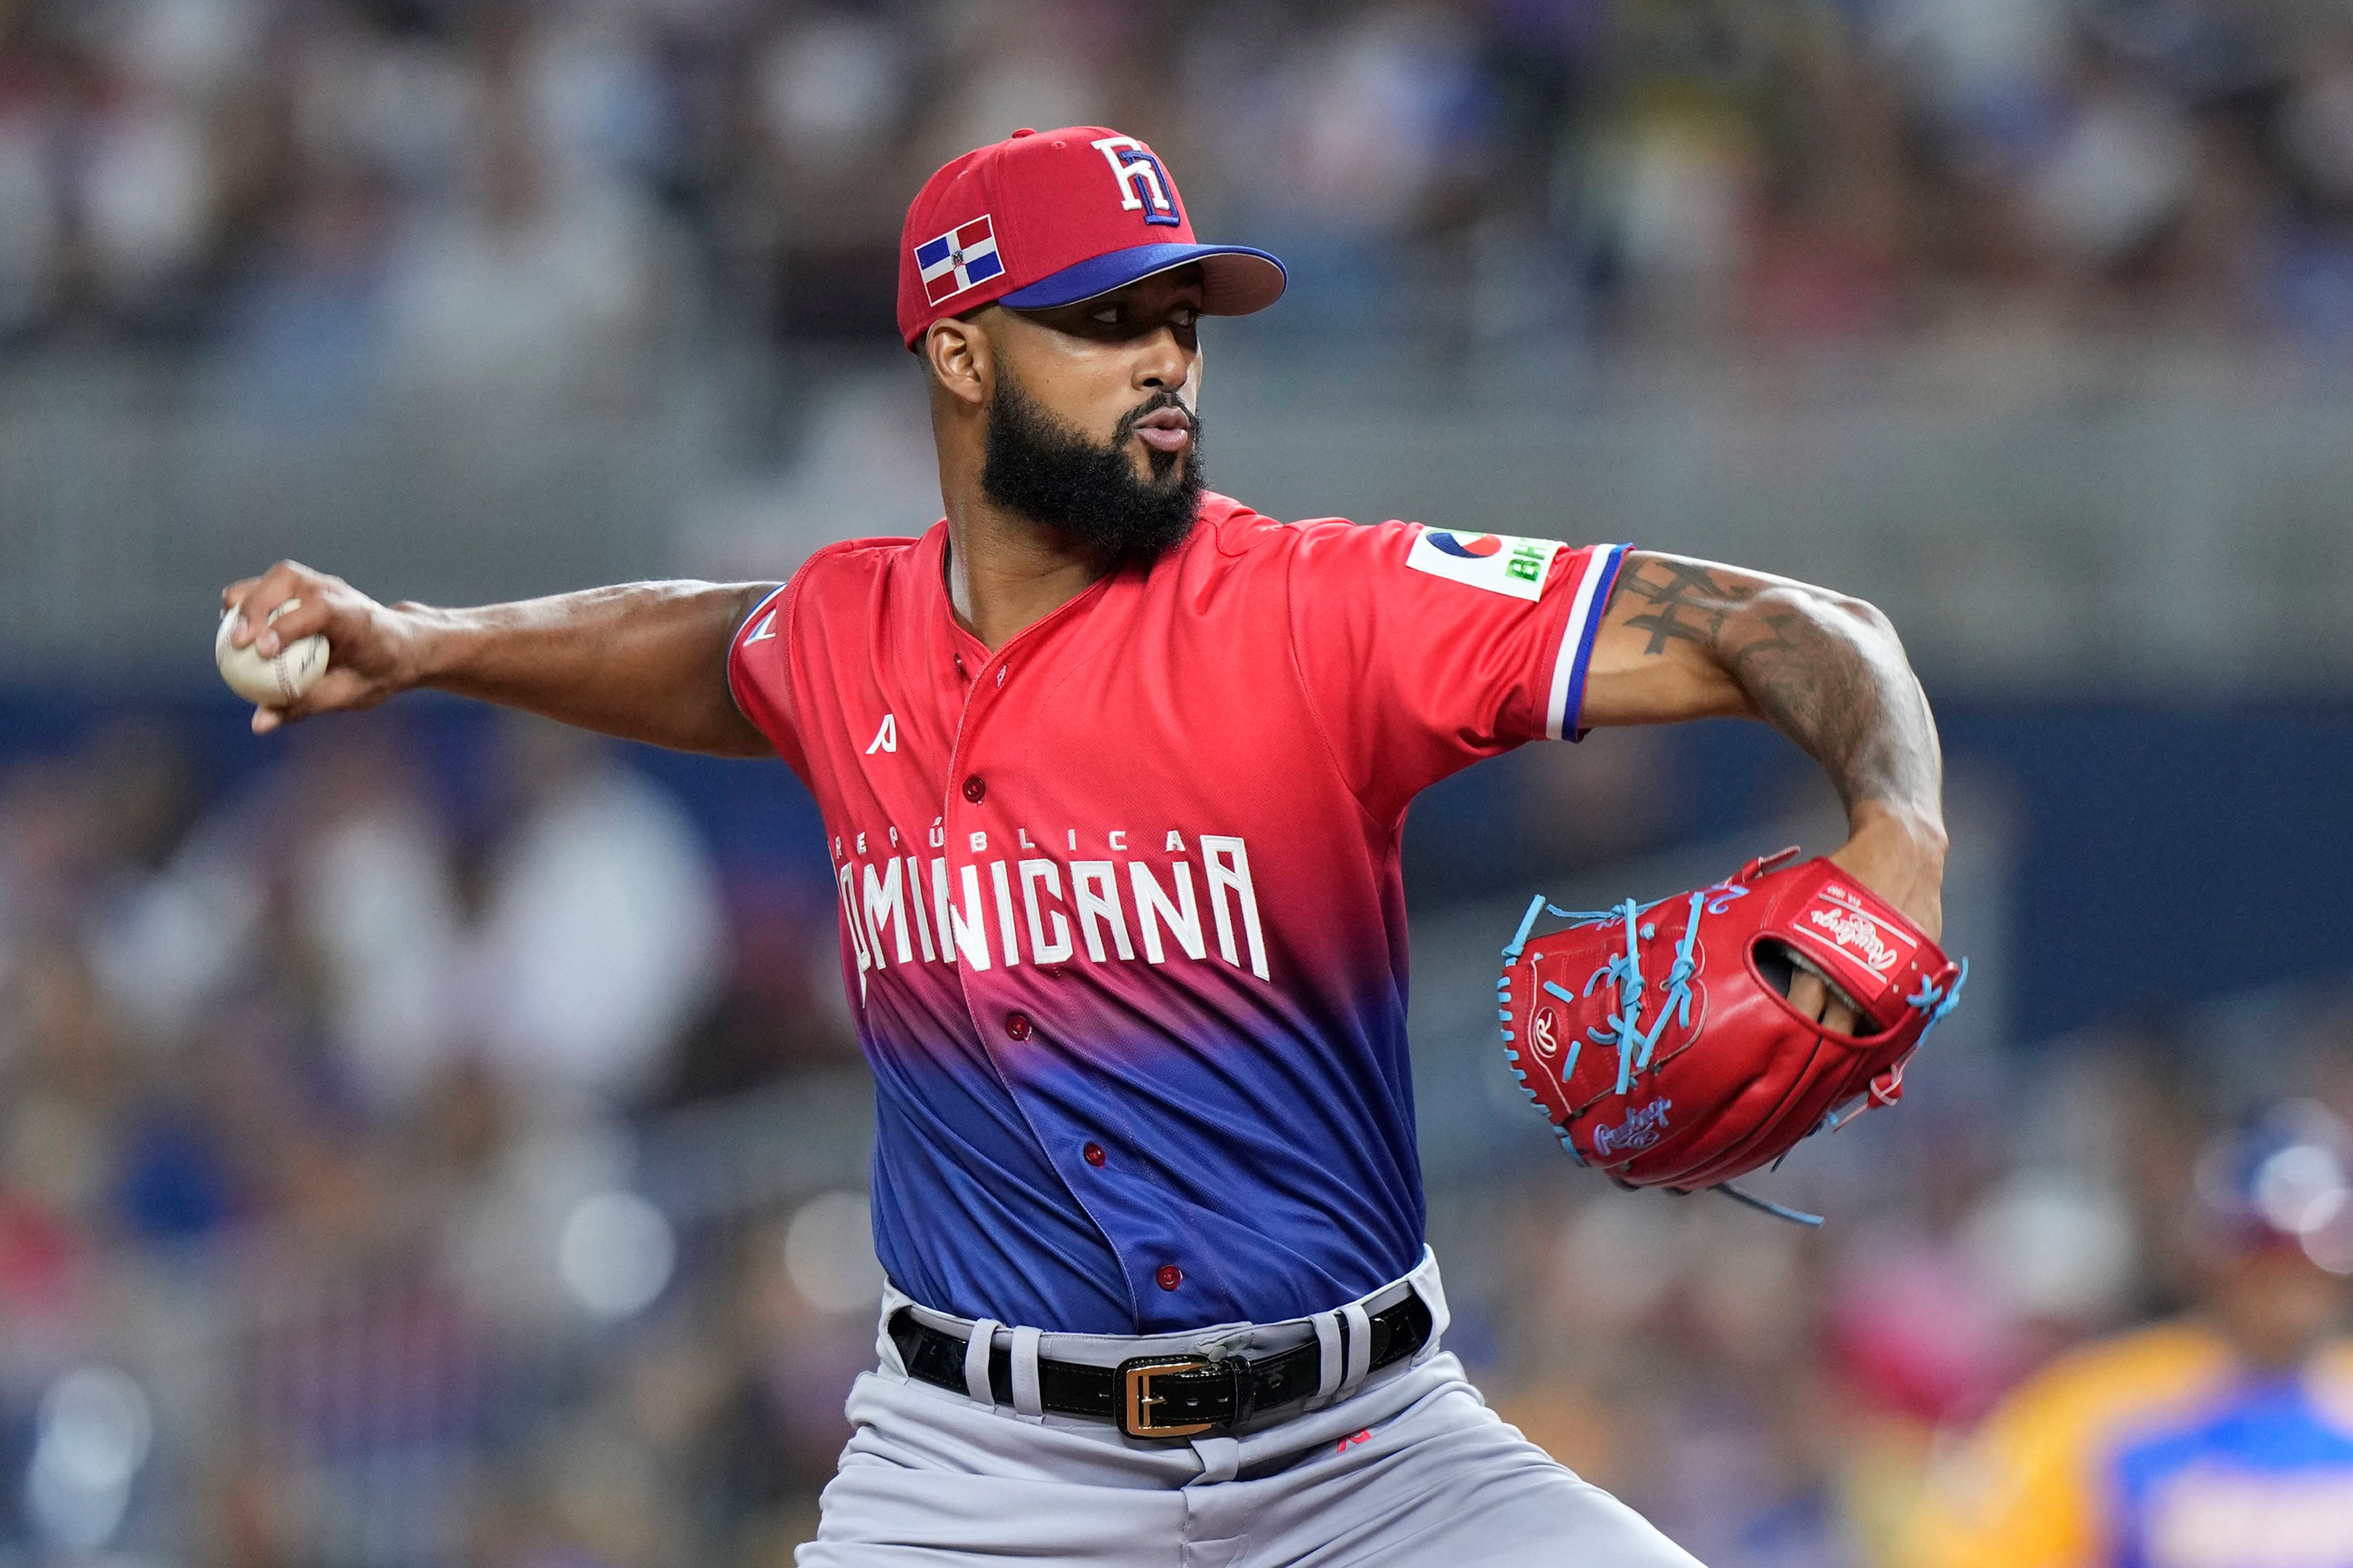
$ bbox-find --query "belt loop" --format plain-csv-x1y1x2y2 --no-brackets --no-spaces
1311,1310,1343,1402
1412,1251,1451,1360
1010,1325,1044,1418
1338,1303,1373,1398
964,1318,1002,1407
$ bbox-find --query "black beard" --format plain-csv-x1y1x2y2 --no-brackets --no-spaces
979,371,1204,559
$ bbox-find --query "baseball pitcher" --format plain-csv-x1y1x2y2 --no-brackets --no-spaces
221,126,1951,1565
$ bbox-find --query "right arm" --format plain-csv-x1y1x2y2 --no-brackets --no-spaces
220,560,777,757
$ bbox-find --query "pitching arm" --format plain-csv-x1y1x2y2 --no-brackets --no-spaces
1576,551,1947,1024
220,561,777,757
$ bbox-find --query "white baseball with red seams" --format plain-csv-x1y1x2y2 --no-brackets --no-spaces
215,599,330,708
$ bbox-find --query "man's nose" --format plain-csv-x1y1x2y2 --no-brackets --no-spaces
1136,329,1192,390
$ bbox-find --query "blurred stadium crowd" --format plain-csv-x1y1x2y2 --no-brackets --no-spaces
4,0,2353,391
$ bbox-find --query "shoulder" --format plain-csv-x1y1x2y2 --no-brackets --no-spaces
733,528,933,674
791,530,933,592
1176,495,1403,581
771,526,941,629
1183,494,1372,549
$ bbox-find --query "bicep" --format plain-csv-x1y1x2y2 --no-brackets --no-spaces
626,579,778,757
1577,550,1815,728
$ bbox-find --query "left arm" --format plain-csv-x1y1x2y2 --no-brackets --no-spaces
1578,551,1948,1026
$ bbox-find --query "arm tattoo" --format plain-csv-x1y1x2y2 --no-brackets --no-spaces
1605,556,1939,818
1612,556,1740,654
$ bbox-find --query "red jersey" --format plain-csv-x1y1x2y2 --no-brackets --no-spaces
729,494,1626,1332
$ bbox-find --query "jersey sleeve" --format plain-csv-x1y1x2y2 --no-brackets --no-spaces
1284,519,1628,819
725,579,807,778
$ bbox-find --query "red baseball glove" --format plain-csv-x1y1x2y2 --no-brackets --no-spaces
1497,848,1965,1222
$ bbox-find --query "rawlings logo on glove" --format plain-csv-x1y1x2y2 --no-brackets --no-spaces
1497,848,1965,1223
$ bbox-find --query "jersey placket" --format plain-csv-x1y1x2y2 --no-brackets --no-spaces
936,584,1211,1330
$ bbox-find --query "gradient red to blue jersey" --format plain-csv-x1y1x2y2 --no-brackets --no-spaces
729,496,1626,1333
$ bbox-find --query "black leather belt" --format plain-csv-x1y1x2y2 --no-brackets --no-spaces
889,1292,1434,1440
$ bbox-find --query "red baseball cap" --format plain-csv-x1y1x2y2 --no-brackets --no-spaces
896,126,1285,350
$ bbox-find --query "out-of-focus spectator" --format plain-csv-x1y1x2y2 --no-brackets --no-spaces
2,0,2349,362
383,25,677,423
458,717,726,1110
1899,1103,2353,1568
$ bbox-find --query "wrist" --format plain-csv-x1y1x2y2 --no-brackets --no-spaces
1846,798,1947,862
1830,802,1947,939
386,602,451,692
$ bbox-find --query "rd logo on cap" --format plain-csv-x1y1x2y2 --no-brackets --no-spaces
1090,135,1181,227
915,215,1004,305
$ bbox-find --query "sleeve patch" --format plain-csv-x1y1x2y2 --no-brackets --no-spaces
1403,528,1564,602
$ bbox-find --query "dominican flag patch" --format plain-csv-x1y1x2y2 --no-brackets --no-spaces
915,216,1003,305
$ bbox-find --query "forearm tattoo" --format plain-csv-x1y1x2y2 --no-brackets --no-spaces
1607,557,1940,818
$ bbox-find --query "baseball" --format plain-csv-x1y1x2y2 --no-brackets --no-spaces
215,599,329,708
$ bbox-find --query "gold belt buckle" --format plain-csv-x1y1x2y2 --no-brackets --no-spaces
1118,1355,1218,1438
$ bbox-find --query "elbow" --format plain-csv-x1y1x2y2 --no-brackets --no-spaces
1839,592,1898,642
1763,583,1901,649
1804,583,1891,634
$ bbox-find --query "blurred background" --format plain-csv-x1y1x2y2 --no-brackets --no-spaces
2,0,2351,1564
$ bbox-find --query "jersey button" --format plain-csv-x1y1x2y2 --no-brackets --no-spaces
1155,1264,1184,1292
962,775,986,803
1004,1011,1032,1041
1081,1142,1106,1168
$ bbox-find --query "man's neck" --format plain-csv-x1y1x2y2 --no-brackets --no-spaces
943,495,1117,652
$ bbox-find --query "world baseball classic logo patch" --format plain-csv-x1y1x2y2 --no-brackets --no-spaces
1404,529,1563,602
915,216,1004,305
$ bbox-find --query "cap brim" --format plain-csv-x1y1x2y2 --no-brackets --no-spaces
998,243,1286,317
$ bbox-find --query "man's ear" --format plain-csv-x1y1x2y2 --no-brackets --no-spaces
924,315,993,408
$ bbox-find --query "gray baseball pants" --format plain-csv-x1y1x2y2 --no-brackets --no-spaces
797,1250,1703,1566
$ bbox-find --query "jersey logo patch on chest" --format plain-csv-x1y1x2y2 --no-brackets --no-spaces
866,713,897,755
1403,529,1563,602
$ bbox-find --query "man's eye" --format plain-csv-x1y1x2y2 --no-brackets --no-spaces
1173,308,1199,327
1091,306,1119,324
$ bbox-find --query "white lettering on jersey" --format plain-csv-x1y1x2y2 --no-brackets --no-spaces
1131,861,1207,963
866,713,897,754
1020,859,1074,964
989,860,1022,967
838,832,1270,1001
935,859,990,970
1070,862,1136,962
1403,528,1563,603
862,858,913,965
836,861,874,1002
1202,836,1271,980
905,856,936,962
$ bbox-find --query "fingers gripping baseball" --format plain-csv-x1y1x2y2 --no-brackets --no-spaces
220,561,412,732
